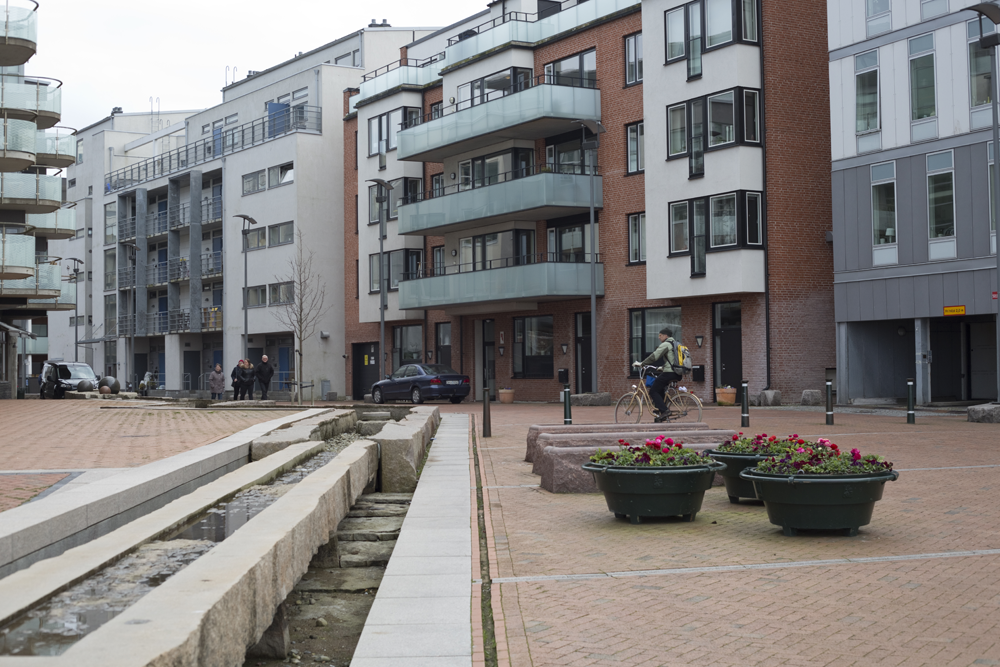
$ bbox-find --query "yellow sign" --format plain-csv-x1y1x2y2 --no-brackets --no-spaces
943,306,966,316
364,355,369,365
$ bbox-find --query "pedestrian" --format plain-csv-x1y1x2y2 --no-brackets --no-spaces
142,370,154,397
256,354,274,400
208,363,225,400
242,360,255,400
231,360,244,400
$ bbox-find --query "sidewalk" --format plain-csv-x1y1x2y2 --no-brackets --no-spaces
445,401,1000,667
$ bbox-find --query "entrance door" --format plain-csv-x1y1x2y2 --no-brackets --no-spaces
575,312,592,394
157,247,168,283
278,345,294,392
969,322,998,400
156,351,165,388
713,302,743,400
436,322,452,369
483,320,496,401
353,342,380,399
135,353,148,386
158,295,168,334
183,351,200,391
212,350,223,370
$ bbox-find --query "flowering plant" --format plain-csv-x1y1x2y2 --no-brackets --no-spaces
714,432,812,456
754,440,894,475
589,435,712,467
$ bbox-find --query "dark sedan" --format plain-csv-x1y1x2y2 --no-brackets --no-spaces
371,364,470,404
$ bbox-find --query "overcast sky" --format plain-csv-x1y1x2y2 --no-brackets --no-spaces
28,0,479,130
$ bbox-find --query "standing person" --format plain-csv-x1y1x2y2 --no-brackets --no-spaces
231,360,244,400
243,360,255,400
208,363,225,400
632,328,682,423
256,355,274,400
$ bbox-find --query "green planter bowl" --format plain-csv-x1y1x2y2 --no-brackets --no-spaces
739,468,900,536
582,461,726,524
704,450,766,503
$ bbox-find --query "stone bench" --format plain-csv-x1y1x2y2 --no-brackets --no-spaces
525,422,710,463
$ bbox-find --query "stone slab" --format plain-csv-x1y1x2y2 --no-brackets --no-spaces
759,390,782,406
365,596,470,626
525,422,710,463
570,392,613,406
968,403,1000,422
337,517,404,541
353,623,471,658
801,389,823,406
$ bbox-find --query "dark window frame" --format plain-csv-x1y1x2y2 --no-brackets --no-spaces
512,315,555,379
626,121,645,174
667,190,766,275
664,0,759,74
624,31,644,86
665,86,762,179
628,306,683,377
627,212,646,265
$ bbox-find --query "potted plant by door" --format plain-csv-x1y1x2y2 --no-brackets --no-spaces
716,385,737,405
739,440,898,536
582,436,726,524
706,433,801,503
498,387,515,404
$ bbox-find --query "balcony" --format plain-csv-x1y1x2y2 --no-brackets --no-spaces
105,106,321,193
120,216,136,240
168,257,190,282
201,251,223,278
0,262,60,299
397,77,601,162
0,74,61,129
147,262,169,286
25,206,75,240
0,1,38,67
117,265,135,288
355,53,447,107
0,172,62,213
0,231,34,280
398,253,604,312
0,117,36,171
147,312,169,336
169,309,191,333
117,314,135,337
34,127,76,168
29,278,75,311
147,209,169,236
201,307,222,332
399,164,602,236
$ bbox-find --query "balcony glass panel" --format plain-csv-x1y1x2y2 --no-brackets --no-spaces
4,3,38,44
0,262,60,296
0,172,62,201
2,118,35,154
355,55,448,107
26,207,75,237
35,128,74,158
0,75,61,115
0,232,34,273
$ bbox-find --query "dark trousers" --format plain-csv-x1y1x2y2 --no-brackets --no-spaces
239,384,254,400
259,380,270,400
650,371,682,414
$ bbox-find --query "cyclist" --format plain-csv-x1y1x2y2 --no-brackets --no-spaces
632,328,682,423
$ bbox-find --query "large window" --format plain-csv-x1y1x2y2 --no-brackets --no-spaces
871,162,896,246
544,51,596,88
369,184,383,224
104,249,116,291
393,325,423,371
458,68,533,110
668,104,687,156
710,194,738,247
927,151,954,239
909,35,936,121
269,282,294,305
969,20,994,109
665,1,757,77
856,50,879,133
670,202,689,253
388,249,423,289
629,213,646,263
369,254,382,292
245,285,266,307
460,230,535,271
629,307,682,371
243,228,266,250
512,316,554,378
920,0,948,20
667,87,760,175
269,222,294,246
242,170,266,195
705,0,732,47
459,149,534,191
104,202,117,245
669,191,762,270
368,107,420,154
708,91,735,147
547,223,597,263
625,33,643,85
627,122,645,173
866,0,891,37
666,7,686,61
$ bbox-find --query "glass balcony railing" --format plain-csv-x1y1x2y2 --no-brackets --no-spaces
34,127,76,167
397,76,600,162
399,163,601,235
1,117,35,155
0,261,60,297
0,74,61,128
2,2,38,51
355,53,447,107
398,253,604,310
29,276,75,309
0,172,62,211
25,206,76,239
0,231,34,278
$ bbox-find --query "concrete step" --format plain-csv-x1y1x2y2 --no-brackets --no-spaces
297,566,384,593
359,411,392,421
359,492,413,504
336,516,403,541
339,540,397,567
348,503,409,518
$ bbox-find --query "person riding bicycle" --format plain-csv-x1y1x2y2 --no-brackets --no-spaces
632,328,682,423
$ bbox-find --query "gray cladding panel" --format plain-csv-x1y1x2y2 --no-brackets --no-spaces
832,171,847,273
970,143,992,252
858,280,875,320
913,274,931,317
973,269,998,313
942,272,960,308
908,156,929,264
926,273,943,315
846,282,862,321
898,277,916,319
884,278,901,319
846,320,916,399
871,279,887,319
895,161,915,266
954,145,975,260
834,282,848,321
854,168,870,270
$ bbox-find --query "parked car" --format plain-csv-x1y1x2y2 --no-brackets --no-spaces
371,364,470,404
39,361,99,399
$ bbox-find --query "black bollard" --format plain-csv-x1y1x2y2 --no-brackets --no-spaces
826,380,834,426
482,384,492,438
906,378,915,425
563,383,572,425
741,379,749,428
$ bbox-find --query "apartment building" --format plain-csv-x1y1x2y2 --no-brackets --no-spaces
46,25,434,397
829,0,999,404
344,0,833,404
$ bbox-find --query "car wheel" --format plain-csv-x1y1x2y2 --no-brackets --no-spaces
449,396,464,404
411,387,423,404
372,387,384,404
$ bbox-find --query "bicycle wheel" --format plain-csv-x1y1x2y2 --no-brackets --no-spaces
667,392,703,423
614,392,643,423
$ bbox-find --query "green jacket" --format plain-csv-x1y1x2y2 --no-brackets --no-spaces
641,338,676,371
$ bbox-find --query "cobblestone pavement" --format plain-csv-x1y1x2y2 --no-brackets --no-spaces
434,401,1000,667
0,401,298,512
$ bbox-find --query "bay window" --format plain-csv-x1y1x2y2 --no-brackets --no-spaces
666,87,760,175
669,191,763,274
710,194,738,247
664,0,759,76
705,0,732,47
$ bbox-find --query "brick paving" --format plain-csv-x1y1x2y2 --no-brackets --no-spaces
0,473,69,513
435,401,1000,666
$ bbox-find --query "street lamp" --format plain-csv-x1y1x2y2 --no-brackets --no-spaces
366,179,394,379
233,214,259,362
966,2,1000,403
573,119,606,396
66,257,83,362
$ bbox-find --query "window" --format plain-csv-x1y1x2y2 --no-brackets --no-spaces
909,35,936,121
927,151,954,239
866,0,890,37
671,202,689,252
741,0,757,41
104,203,117,245
242,170,266,195
744,90,759,142
705,0,732,47
691,99,704,176
629,213,646,263
369,108,419,153
991,143,997,234
547,223,597,262
430,102,443,119
544,51,596,88
627,122,645,173
433,246,445,274
436,322,452,368
389,178,421,218
335,52,353,66
668,104,687,156
67,178,76,188
856,50,880,133
512,316,554,378
393,325,423,371
88,186,93,195
666,7,686,61
243,228,267,250
104,294,117,333
871,162,896,246
104,340,117,375
268,162,294,187
920,0,947,20
459,149,534,190
670,87,759,174
688,2,703,78
269,282,294,305
292,87,308,100
104,249,116,291
76,139,83,163
369,184,383,224
626,33,643,84
277,94,291,105
245,285,267,307
746,193,762,245
708,91,735,146
629,307,682,371
388,249,422,289
710,194,738,247
431,173,444,198
269,221,294,246
369,254,382,292
202,124,211,135
459,67,534,110
969,20,995,109
225,113,238,125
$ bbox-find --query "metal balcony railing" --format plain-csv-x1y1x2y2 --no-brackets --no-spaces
169,308,191,333
104,318,118,338
116,314,135,337
201,251,223,278
168,257,189,282
117,265,135,287
361,53,445,82
401,162,600,204
403,251,603,281
147,209,169,236
120,216,136,240
147,311,169,335
147,262,169,285
201,307,223,331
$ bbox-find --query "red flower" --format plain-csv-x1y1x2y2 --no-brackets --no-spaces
797,439,805,445
851,448,862,461
665,438,674,446
732,434,738,441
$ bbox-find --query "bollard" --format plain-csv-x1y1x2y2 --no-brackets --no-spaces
826,380,834,426
563,383,573,425
740,379,749,428
482,384,492,438
906,378,915,424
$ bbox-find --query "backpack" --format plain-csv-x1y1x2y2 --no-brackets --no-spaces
672,343,693,374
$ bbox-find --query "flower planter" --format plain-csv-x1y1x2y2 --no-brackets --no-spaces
705,450,764,503
716,387,737,406
498,389,514,404
582,461,726,524
739,469,899,536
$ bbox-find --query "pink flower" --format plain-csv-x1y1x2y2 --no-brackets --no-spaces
665,438,674,446
796,448,805,453
851,449,861,461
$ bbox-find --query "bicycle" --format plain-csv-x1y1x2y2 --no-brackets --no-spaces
614,365,704,424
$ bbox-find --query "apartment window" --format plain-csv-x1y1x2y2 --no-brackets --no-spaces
277,93,291,105
705,0,732,47
909,35,936,121
856,50,880,133
669,87,759,174
369,184,382,224
969,20,995,109
688,2,702,77
459,67,534,110
433,246,445,274
512,316,554,378
369,107,419,153
710,193,738,247
431,173,444,198
245,285,267,307
225,113,238,125
667,1,757,76
627,122,645,173
104,340,117,375
269,221,294,246
629,213,646,263
708,92,735,146
692,200,707,275
744,90,759,142
629,307,682,370
388,249,423,289
269,282,294,305
104,202,117,245
242,170,266,195
671,191,761,261
546,223,596,263
268,162,294,187
436,322,452,368
741,0,757,41
389,178,421,218
67,178,76,188
369,254,382,292
335,52,353,65
459,149,534,191
670,202,689,252
746,193,762,245
625,33,643,84
292,87,308,100
666,7,686,61
202,124,211,135
243,228,267,250
545,51,596,88
88,186,93,195
392,324,423,371
927,151,954,239
104,249,116,291
920,0,948,20
668,104,687,156
866,0,891,37
76,139,83,163
690,99,704,176
430,102,443,119
871,162,896,246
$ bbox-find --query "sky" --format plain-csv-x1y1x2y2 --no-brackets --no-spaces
27,0,479,130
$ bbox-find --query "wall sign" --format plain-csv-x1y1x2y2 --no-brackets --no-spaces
943,306,966,316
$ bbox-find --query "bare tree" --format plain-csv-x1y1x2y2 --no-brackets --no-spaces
271,230,329,405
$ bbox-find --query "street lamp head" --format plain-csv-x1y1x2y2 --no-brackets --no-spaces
573,119,607,135
969,2,1000,24
233,214,259,226
366,178,394,191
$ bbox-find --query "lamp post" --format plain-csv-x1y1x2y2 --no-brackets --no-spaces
65,257,83,362
121,242,137,389
966,3,1000,404
233,215,259,363
366,179,394,379
573,119,606,396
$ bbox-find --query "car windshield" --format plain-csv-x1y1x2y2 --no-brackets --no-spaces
420,365,460,375
58,365,97,380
